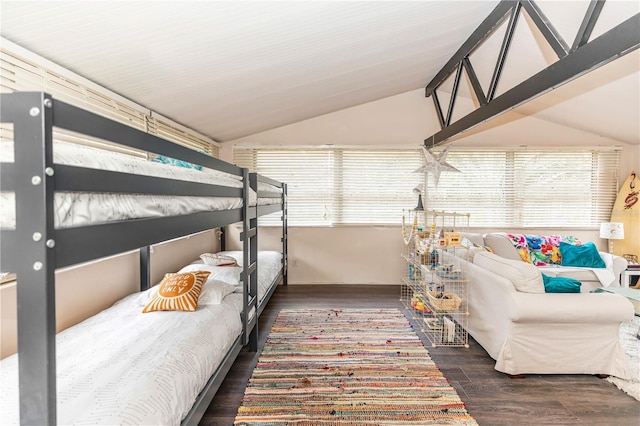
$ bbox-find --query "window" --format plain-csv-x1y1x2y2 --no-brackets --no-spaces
426,147,621,228
234,148,425,226
235,149,334,225
236,146,619,228
338,150,424,224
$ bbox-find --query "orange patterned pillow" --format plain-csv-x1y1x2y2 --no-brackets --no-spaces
142,271,211,313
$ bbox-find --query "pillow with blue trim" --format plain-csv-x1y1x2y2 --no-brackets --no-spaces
542,274,582,293
559,242,606,268
150,154,202,171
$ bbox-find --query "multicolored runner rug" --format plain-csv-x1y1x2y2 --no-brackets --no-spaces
234,308,477,425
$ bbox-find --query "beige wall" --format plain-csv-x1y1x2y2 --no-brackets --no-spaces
1,230,220,359
228,224,607,286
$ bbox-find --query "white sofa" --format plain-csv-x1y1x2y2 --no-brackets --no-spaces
458,251,634,377
480,233,628,292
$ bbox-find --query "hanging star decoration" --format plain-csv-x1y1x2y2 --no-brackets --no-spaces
413,145,461,187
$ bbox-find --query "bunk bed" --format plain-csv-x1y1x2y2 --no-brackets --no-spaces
0,91,288,426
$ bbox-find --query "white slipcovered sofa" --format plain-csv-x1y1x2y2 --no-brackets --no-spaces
459,251,634,377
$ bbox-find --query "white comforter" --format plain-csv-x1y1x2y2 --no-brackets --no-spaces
0,292,244,425
0,141,281,229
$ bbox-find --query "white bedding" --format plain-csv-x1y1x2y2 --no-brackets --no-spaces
220,251,282,303
187,251,283,304
0,290,244,425
0,249,283,424
0,141,281,229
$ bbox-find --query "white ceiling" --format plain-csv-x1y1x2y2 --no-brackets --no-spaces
0,1,638,144
0,0,499,141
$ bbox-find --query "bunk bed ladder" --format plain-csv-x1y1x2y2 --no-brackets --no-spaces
282,183,288,285
1,92,58,425
242,170,259,351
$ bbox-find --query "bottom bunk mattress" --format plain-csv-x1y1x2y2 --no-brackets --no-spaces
0,290,244,425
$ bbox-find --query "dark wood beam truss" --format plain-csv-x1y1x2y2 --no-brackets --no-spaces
424,0,640,147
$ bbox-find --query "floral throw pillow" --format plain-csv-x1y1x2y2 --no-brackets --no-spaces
526,234,581,266
507,234,581,266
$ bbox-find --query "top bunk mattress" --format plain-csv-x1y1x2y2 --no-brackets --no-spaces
0,141,281,229
0,286,244,425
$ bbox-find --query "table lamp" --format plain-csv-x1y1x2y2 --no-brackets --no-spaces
413,184,424,211
599,222,624,254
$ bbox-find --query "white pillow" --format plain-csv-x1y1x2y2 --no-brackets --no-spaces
134,284,161,306
179,263,241,287
199,280,236,305
200,253,238,266
179,263,227,275
474,251,545,293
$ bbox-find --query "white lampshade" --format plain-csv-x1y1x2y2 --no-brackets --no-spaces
599,222,624,240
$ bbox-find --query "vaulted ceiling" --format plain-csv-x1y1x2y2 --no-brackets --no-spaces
0,1,499,141
1,1,638,144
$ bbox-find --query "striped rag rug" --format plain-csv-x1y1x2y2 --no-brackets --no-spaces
234,308,477,425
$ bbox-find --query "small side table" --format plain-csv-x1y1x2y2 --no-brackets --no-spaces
622,266,640,288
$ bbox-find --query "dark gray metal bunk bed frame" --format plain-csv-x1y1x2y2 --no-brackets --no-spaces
0,91,288,426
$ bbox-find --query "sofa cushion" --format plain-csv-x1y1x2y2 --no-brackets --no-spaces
484,233,524,261
541,274,582,293
559,242,606,268
474,251,545,293
537,267,600,283
461,232,485,247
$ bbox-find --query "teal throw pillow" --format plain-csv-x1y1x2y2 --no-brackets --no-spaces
559,241,606,268
541,274,582,293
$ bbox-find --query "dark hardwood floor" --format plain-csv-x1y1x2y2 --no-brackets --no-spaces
199,285,639,426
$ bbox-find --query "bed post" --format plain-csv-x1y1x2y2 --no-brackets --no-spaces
140,246,151,291
282,183,288,286
241,170,258,350
246,173,259,351
220,226,226,251
8,92,57,425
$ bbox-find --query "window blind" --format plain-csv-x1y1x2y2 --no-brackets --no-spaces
235,146,619,228
337,150,424,224
234,148,425,226
0,47,219,158
234,149,335,225
426,147,621,228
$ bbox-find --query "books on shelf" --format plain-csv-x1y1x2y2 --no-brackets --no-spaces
423,317,442,330
443,316,456,343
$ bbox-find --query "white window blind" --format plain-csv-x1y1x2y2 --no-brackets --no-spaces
236,146,619,228
426,147,621,228
338,150,424,224
234,149,335,226
0,47,218,158
234,148,424,226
